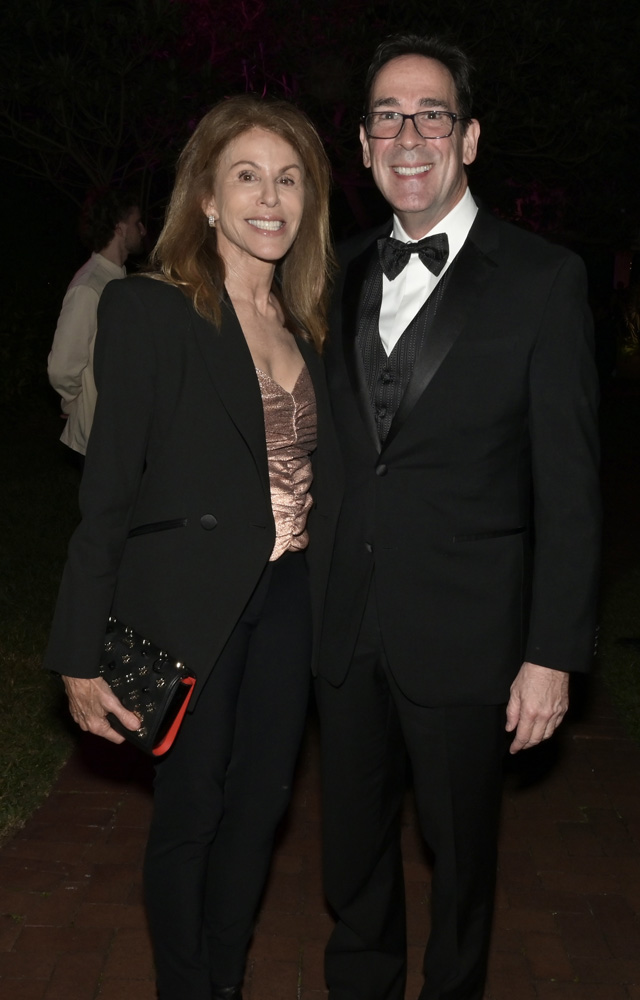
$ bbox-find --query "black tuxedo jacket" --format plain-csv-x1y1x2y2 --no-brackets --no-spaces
44,276,342,705
316,206,601,706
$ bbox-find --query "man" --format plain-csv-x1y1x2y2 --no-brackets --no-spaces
315,34,601,1000
48,189,146,459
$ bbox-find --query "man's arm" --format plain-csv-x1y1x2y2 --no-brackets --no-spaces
47,284,99,403
506,252,600,753
524,251,601,677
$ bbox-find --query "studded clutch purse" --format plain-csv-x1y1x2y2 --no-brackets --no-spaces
99,616,196,756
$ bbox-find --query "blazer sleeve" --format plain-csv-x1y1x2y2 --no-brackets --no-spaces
43,278,160,678
525,252,601,673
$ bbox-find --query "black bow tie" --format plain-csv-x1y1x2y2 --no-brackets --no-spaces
377,232,449,281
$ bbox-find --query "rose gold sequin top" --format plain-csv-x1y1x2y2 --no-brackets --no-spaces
255,365,317,561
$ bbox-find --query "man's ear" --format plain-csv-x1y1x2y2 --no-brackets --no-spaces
462,119,480,167
360,123,372,169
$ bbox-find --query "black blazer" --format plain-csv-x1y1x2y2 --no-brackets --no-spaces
317,206,601,706
44,276,342,705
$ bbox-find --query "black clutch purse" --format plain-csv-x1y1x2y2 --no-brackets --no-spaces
99,616,196,756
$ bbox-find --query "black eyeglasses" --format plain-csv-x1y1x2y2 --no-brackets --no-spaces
361,110,471,139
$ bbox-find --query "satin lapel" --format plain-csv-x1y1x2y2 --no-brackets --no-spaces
339,234,387,454
188,297,270,493
382,217,499,453
298,337,342,479
299,337,326,422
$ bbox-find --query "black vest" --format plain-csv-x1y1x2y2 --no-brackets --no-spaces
357,257,451,444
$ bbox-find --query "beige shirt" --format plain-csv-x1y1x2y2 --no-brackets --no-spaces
256,364,317,561
48,252,126,455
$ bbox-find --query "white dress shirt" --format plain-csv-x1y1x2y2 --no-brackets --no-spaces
378,188,478,356
48,252,126,455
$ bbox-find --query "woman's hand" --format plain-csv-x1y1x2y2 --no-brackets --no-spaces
62,675,141,744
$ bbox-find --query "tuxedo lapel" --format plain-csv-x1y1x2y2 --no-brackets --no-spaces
188,297,270,496
382,212,499,453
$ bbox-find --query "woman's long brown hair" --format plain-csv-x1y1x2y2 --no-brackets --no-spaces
149,95,335,352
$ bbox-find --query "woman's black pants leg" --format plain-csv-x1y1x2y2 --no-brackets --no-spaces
144,552,312,1000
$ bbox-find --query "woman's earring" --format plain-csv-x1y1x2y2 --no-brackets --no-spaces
208,214,216,228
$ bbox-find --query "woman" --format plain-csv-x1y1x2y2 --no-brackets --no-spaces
44,95,341,1000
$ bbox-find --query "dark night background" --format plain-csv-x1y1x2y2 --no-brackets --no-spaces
1,0,639,401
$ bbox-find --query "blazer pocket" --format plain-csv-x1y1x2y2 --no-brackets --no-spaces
127,518,188,538
453,526,526,543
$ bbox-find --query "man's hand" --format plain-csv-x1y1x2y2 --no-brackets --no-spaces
62,675,141,744
505,662,569,754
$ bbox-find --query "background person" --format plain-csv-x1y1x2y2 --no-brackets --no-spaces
44,95,340,1000
315,34,601,1000
47,188,146,459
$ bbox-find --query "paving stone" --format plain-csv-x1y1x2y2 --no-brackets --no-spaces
83,864,142,905
81,841,145,866
570,954,640,983
521,930,575,980
12,925,112,953
43,949,104,998
95,981,157,1000
260,871,304,913
6,840,93,866
498,850,541,889
0,859,92,892
0,948,57,978
0,981,47,999
537,866,621,895
75,901,148,930
299,938,325,989
586,893,640,959
0,912,24,951
554,909,611,959
557,821,605,857
271,852,303,876
485,949,537,998
493,906,557,935
22,886,84,927
535,985,630,999
248,956,300,1000
102,935,155,979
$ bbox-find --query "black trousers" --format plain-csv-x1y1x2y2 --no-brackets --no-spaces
144,550,311,1000
315,579,507,1000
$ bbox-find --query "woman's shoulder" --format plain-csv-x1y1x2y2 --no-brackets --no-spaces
96,275,199,369
101,273,192,312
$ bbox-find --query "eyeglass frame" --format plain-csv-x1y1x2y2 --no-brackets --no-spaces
361,110,472,140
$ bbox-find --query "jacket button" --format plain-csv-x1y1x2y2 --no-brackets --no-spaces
365,542,373,554
200,514,218,530
375,464,388,477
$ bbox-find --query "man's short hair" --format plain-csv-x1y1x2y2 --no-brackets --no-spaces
364,34,474,122
79,188,139,253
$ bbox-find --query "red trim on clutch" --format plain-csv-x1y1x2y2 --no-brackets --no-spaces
152,675,197,756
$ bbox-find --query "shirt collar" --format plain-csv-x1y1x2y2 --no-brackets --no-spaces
93,251,127,279
391,188,478,261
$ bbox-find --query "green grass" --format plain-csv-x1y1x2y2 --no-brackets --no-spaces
597,387,640,742
597,566,640,743
0,400,80,843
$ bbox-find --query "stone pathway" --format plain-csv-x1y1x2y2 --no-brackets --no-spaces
0,680,639,999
